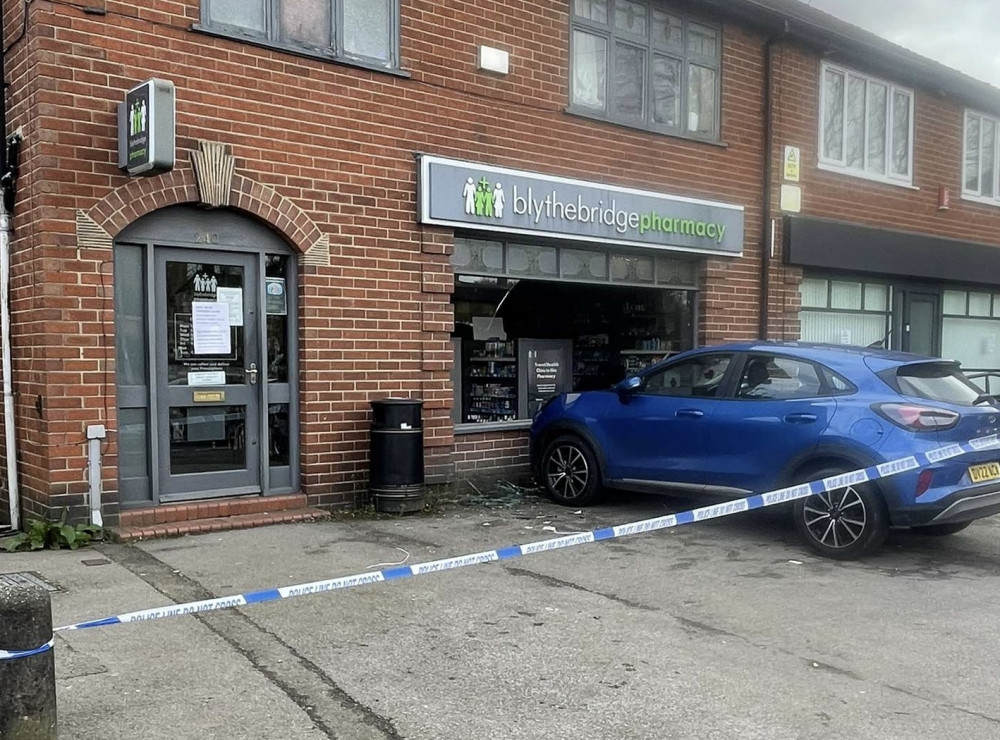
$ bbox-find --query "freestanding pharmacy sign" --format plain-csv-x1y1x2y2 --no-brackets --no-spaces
118,78,176,176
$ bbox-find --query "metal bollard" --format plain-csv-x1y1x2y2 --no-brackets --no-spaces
0,582,57,739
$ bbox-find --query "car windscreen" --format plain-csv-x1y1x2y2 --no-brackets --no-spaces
880,362,984,406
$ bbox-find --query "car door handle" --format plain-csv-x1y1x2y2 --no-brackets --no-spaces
676,409,705,418
784,413,818,424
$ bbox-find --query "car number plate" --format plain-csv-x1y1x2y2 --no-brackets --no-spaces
968,462,1000,484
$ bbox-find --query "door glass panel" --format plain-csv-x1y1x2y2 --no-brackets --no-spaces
266,255,290,383
166,261,246,385
170,406,247,474
908,299,936,356
269,404,291,467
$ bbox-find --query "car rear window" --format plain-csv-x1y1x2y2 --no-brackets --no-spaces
881,362,984,406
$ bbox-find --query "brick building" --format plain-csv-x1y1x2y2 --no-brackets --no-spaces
0,0,998,534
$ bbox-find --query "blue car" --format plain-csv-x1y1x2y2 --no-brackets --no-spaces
529,342,1000,559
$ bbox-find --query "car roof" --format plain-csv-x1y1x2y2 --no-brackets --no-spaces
688,341,957,373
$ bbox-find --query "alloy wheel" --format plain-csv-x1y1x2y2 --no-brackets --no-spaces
545,444,590,501
801,485,868,550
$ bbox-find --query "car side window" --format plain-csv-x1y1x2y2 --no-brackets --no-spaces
644,354,733,397
738,355,824,400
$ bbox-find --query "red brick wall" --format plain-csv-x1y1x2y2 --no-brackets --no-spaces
767,42,1000,339
7,0,771,517
453,430,531,481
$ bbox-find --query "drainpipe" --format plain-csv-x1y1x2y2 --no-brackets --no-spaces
759,21,789,340
0,3,21,532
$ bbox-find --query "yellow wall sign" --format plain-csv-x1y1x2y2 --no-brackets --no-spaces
783,146,801,182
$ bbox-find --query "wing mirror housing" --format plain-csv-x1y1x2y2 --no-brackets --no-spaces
617,375,643,403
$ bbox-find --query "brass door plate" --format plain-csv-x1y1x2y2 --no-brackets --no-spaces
193,391,225,403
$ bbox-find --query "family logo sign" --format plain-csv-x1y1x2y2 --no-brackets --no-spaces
463,176,507,219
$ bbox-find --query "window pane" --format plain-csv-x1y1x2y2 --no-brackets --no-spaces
651,10,682,49
281,0,331,48
891,91,911,177
943,290,967,315
864,283,888,312
610,254,654,282
613,43,645,120
573,0,608,24
652,55,681,127
867,82,887,175
970,292,992,317
655,256,696,286
506,245,557,277
614,0,647,37
983,118,996,198
119,408,148,481
738,356,823,401
687,64,716,135
831,281,863,310
966,115,981,192
208,0,265,32
687,23,718,58
645,355,731,397
800,278,828,308
846,75,866,169
572,31,607,110
799,312,887,347
343,0,391,62
561,249,607,280
823,69,845,161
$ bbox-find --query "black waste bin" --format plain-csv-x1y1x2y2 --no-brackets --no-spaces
370,398,425,513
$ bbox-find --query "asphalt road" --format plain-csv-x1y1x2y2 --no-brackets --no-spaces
11,486,1000,738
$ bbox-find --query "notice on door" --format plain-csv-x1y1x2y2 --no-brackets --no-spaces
192,301,231,355
215,287,244,327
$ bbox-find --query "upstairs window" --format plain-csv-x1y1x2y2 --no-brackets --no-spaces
201,0,399,69
819,62,913,186
964,111,1000,204
570,0,721,140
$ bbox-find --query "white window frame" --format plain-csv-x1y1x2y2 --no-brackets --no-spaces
962,109,1000,206
817,62,916,188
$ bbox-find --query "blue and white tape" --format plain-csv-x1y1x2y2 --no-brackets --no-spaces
0,638,54,662
1,432,997,660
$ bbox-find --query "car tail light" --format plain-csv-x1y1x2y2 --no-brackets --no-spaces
872,403,960,432
915,469,934,497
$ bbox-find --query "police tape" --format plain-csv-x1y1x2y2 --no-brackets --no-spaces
0,638,54,662
1,432,998,661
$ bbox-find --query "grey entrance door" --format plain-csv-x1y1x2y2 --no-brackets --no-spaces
154,249,262,501
902,291,940,357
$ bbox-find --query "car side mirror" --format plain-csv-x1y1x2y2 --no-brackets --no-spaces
617,375,643,403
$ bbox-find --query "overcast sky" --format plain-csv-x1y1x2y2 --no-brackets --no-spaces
801,0,1000,88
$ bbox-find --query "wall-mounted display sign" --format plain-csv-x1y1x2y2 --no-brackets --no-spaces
118,78,176,176
418,155,744,257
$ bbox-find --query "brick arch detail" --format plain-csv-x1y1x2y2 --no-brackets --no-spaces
83,166,326,259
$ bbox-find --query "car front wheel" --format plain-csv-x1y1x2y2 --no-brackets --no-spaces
793,466,889,560
541,435,602,506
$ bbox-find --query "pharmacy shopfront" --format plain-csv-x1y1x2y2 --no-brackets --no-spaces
417,155,746,432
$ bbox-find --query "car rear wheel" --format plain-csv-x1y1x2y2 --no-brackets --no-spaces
793,466,889,560
911,521,973,536
541,435,602,506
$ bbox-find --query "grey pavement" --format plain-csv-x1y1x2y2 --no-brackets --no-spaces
4,487,1000,739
